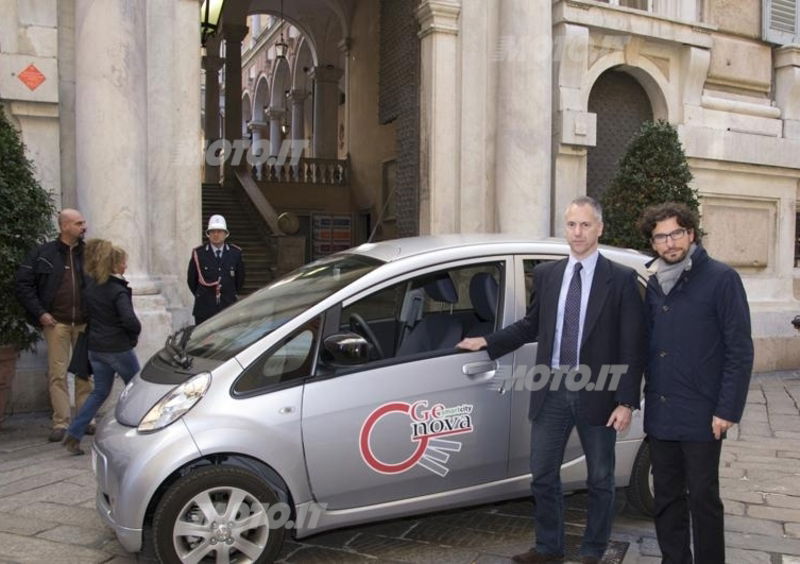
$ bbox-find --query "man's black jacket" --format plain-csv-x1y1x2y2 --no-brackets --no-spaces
14,239,86,327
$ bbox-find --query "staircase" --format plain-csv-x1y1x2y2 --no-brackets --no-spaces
201,183,276,295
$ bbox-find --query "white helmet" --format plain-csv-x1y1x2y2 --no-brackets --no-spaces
206,214,229,234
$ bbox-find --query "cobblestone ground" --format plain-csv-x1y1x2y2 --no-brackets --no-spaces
0,371,798,563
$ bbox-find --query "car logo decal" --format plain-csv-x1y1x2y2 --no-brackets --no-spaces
359,400,474,477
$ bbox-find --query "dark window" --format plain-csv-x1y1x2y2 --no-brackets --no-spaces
233,318,320,395
795,210,800,268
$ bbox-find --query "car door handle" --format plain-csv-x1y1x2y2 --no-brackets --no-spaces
462,361,497,379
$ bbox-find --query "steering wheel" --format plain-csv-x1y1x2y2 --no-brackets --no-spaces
349,313,385,360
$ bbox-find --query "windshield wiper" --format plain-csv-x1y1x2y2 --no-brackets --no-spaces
160,325,194,369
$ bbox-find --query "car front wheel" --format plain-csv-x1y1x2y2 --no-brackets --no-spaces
152,465,285,563
626,439,655,517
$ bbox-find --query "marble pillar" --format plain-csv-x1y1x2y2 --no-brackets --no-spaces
309,65,343,159
74,0,172,360
222,23,248,187
493,0,551,237
249,120,268,178
266,107,285,157
288,89,308,144
416,0,460,235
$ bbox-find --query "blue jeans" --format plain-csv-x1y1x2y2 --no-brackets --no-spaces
530,389,617,559
67,349,140,440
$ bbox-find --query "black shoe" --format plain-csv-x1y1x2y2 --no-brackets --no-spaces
63,435,85,455
511,550,563,563
48,428,66,442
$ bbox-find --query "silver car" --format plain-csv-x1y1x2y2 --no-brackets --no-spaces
93,235,654,563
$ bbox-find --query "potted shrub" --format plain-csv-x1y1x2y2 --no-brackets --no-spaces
601,120,701,252
0,105,56,422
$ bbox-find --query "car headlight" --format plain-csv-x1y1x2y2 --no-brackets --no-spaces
138,372,211,432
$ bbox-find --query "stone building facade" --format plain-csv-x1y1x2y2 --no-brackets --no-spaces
1,0,799,411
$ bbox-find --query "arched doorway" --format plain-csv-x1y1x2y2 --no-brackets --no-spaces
586,69,653,201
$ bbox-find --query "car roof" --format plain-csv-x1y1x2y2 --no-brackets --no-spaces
347,234,649,269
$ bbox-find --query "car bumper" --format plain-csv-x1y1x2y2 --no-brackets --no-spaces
92,416,202,553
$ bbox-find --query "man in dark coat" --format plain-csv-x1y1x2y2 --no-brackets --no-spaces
14,209,94,442
458,197,646,564
638,202,753,564
187,214,245,325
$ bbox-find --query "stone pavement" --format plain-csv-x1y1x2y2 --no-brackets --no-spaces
0,371,799,563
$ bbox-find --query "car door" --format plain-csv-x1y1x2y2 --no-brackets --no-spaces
301,257,514,509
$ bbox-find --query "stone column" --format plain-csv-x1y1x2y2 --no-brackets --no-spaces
75,0,149,277
203,37,224,184
75,0,172,360
288,89,308,143
416,0,460,234
222,23,248,186
266,107,286,157
309,65,343,159
775,45,800,140
249,121,268,178
493,0,551,237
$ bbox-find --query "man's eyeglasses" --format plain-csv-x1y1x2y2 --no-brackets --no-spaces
651,228,688,244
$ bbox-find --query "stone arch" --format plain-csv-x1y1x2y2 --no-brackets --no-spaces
292,36,314,92
581,53,671,121
253,73,270,123
270,57,291,109
586,69,653,201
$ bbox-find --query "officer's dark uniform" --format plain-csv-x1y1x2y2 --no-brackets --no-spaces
187,243,245,324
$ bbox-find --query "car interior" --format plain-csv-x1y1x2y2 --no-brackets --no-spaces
338,263,503,364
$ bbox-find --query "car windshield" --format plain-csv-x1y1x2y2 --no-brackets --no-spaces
184,254,384,360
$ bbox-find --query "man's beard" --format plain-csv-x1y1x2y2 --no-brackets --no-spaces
660,248,689,264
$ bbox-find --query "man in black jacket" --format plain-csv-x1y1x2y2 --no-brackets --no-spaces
14,209,94,442
638,202,753,564
458,197,646,564
187,214,245,324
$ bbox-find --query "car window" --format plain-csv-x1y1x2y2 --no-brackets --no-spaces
333,261,504,366
184,254,382,361
233,318,319,395
523,259,547,306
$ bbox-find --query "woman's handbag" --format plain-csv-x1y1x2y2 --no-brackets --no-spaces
68,331,93,380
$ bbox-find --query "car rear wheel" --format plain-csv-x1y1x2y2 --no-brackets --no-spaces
626,439,655,517
152,465,285,563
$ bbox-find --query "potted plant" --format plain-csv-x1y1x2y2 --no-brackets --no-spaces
0,105,56,422
601,120,701,252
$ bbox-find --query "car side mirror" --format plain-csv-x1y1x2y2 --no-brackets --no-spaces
322,332,372,365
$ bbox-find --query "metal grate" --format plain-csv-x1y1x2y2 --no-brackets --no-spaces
586,70,653,201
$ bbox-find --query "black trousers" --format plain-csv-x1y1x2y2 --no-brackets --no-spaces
649,436,724,564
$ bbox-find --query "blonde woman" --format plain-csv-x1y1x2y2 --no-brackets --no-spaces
64,240,141,455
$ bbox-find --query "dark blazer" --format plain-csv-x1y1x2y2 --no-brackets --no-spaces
84,276,141,352
485,253,646,425
14,239,86,326
644,246,753,441
187,243,245,324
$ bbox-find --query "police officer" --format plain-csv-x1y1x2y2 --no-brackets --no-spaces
187,214,245,324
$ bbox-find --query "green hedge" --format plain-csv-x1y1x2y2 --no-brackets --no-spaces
601,120,700,252
0,105,56,350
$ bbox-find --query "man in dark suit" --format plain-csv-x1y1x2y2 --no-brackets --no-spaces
458,197,646,564
638,203,752,563
187,214,245,324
